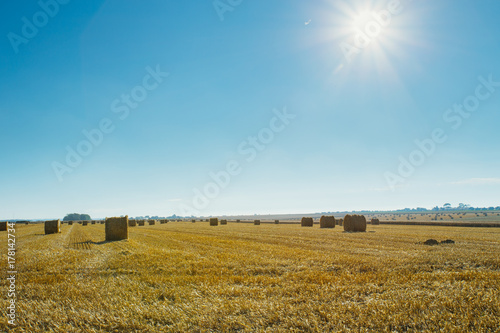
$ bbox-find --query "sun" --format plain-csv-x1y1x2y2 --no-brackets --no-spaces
335,2,410,65
350,10,374,33
303,0,426,81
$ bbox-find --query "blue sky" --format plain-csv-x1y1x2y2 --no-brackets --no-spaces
1,0,499,219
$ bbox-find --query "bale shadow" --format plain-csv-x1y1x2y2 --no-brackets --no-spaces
91,240,128,245
91,240,109,245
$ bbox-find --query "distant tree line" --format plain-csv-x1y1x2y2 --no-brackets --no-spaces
63,213,91,221
430,203,500,211
395,203,500,212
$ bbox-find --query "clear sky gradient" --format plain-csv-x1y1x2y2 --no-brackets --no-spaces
1,0,499,219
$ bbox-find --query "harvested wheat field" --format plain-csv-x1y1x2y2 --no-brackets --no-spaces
1,222,499,332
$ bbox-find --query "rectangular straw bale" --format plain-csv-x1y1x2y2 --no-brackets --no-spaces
301,217,313,227
343,214,366,232
0,222,7,231
129,219,137,227
356,215,367,232
343,215,354,231
209,218,218,226
44,220,61,234
105,216,128,241
254,220,261,225
320,215,335,228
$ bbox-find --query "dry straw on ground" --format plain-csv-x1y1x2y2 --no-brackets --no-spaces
129,220,137,227
44,220,61,234
301,217,314,227
320,216,335,228
0,221,7,231
254,220,261,225
210,218,219,226
9,219,500,332
105,216,129,241
343,215,367,232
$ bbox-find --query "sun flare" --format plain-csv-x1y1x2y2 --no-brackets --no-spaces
321,0,423,79
350,10,374,33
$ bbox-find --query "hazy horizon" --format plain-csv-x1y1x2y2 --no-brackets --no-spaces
2,0,500,220
4,203,500,222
